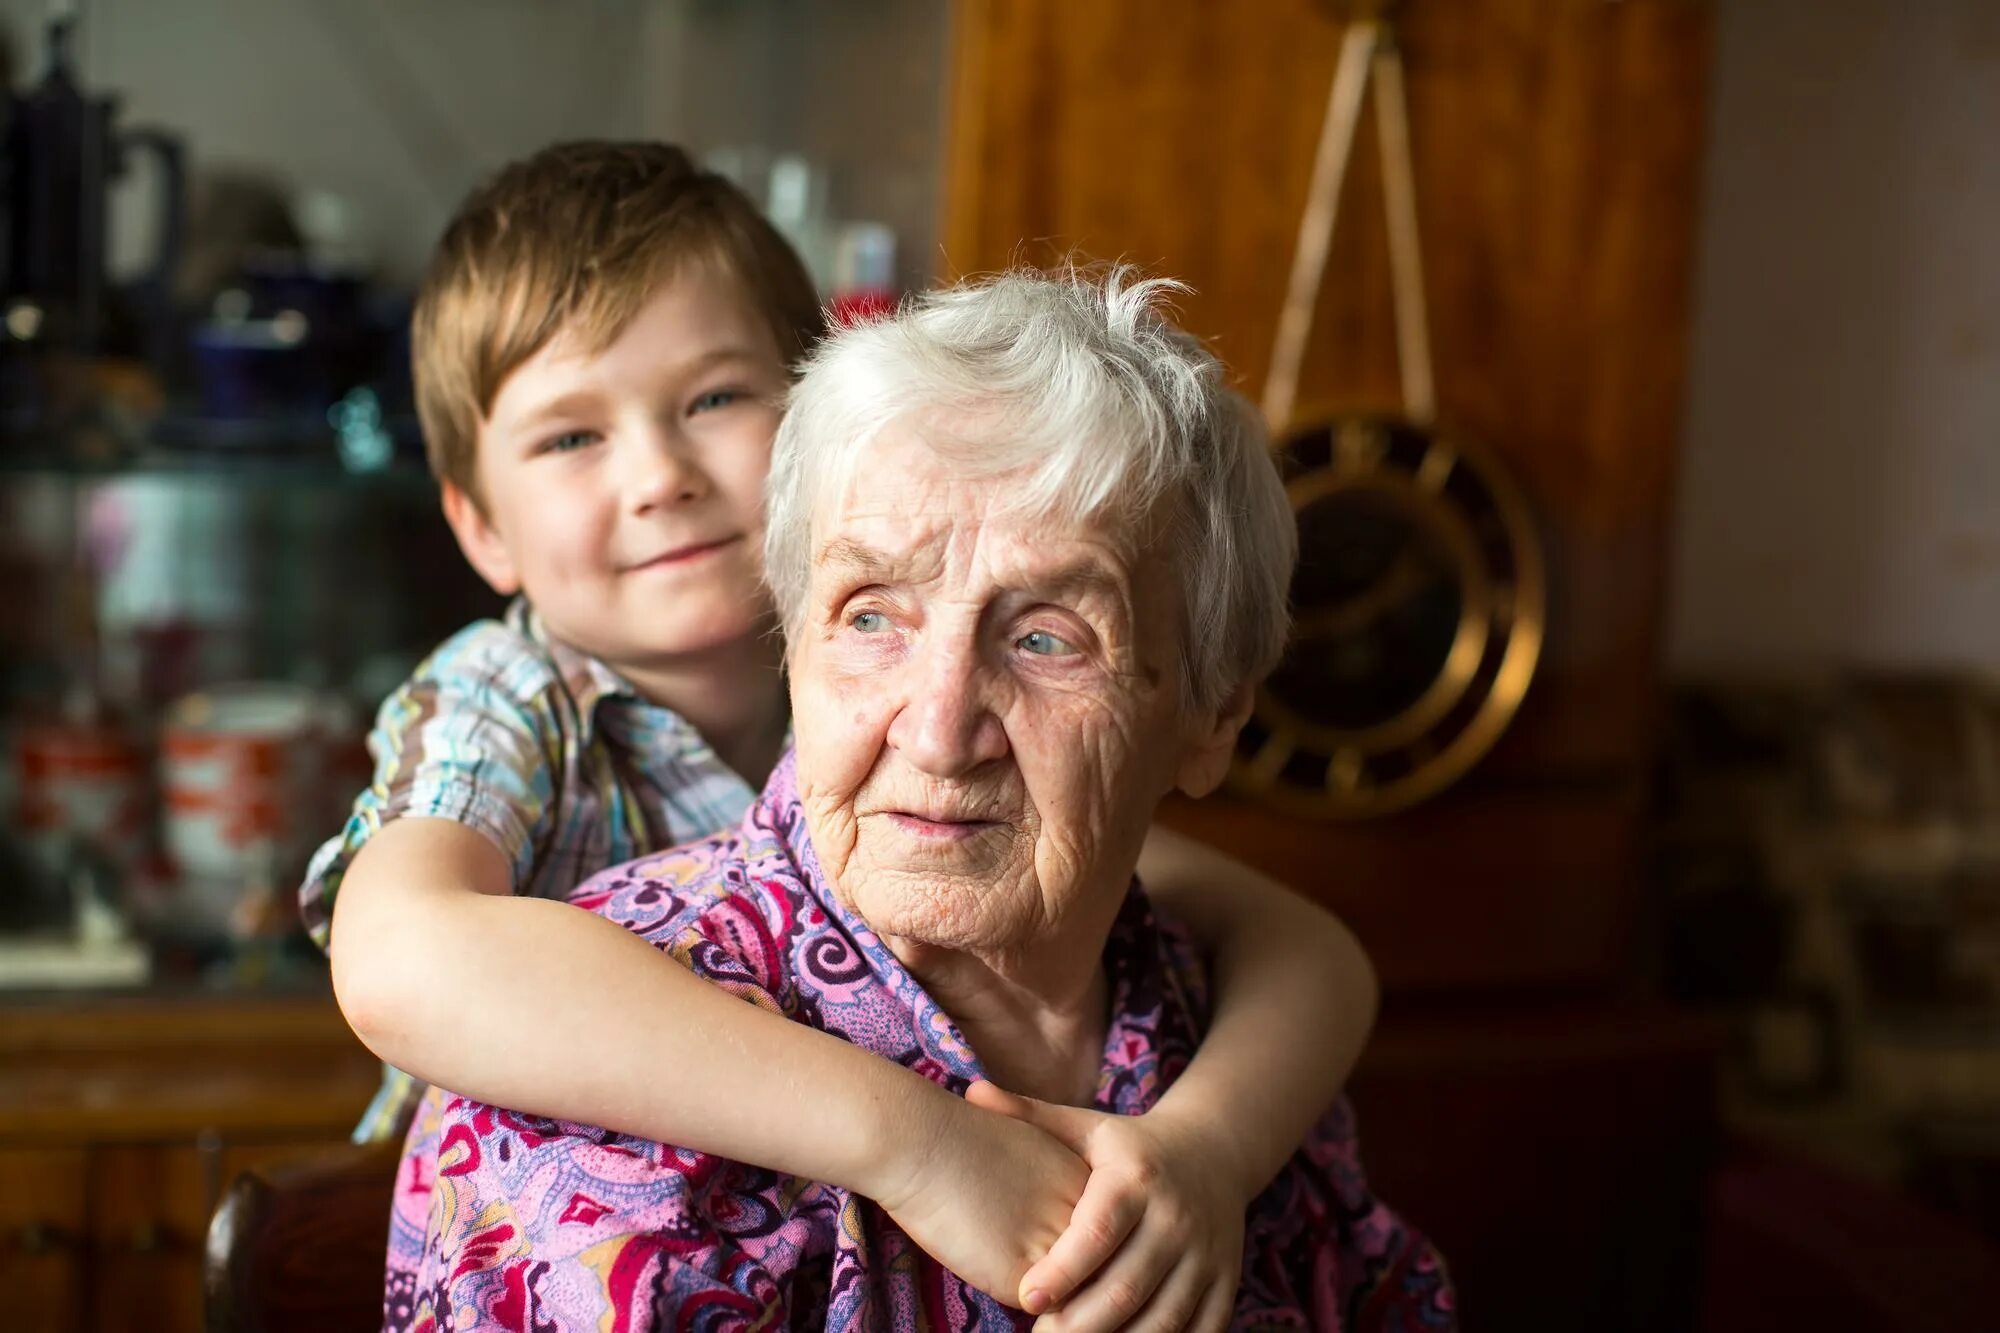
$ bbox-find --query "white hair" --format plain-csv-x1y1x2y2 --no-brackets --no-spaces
764,266,1297,715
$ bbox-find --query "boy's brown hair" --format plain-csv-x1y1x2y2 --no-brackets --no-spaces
413,140,826,499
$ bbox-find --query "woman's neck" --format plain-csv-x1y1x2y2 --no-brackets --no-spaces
618,634,789,786
900,946,1111,1106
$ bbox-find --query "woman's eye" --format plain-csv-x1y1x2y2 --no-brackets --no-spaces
1018,629,1077,657
539,429,597,454
691,388,741,413
851,610,891,634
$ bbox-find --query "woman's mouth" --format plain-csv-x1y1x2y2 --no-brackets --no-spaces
885,811,1001,841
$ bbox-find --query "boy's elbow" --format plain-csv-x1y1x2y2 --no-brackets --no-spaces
1329,916,1381,1025
1284,897,1379,1021
327,889,417,1059
329,950,389,1055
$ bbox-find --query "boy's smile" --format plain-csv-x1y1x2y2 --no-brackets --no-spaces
442,261,789,684
622,533,747,574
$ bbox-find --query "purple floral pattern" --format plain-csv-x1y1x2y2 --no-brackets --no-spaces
383,751,1454,1331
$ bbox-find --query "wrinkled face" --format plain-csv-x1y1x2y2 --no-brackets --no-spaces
789,418,1226,970
448,263,787,671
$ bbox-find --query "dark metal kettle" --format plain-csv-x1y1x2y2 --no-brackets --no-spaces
2,13,184,358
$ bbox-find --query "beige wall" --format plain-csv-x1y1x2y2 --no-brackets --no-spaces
5,0,653,283
1668,0,2000,671
653,0,946,294
2,0,944,290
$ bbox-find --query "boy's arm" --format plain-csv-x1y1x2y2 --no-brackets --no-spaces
1135,823,1378,1191
329,817,1086,1304
331,819,895,1185
987,824,1378,1330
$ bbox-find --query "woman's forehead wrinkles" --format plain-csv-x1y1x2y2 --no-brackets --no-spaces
819,503,1146,625
1008,550,1130,605
814,529,947,585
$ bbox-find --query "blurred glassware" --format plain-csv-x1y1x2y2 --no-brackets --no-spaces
828,220,898,326
9,690,148,885
0,838,150,989
190,311,321,421
159,682,351,891
185,253,378,427
293,188,375,276
172,171,303,315
86,474,251,710
764,152,833,291
329,387,394,473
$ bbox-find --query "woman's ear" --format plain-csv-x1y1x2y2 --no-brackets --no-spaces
1172,682,1254,799
440,480,522,595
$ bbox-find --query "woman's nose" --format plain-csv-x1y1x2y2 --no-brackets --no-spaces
887,638,1009,776
625,423,709,512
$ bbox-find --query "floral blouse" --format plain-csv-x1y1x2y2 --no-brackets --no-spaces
381,751,1456,1331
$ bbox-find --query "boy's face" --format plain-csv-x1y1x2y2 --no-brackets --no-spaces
444,263,787,673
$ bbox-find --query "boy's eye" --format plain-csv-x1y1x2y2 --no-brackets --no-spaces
539,429,598,454
1018,629,1078,657
691,388,742,413
851,610,890,634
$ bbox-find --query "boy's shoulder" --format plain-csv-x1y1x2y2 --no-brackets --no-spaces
403,599,624,725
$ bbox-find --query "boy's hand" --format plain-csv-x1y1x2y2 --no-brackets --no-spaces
870,1085,1091,1306
965,1080,1247,1333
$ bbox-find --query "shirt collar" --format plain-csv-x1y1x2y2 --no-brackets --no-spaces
503,598,660,745
505,598,791,763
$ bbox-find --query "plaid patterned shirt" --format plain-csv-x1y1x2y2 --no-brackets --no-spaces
299,597,771,1141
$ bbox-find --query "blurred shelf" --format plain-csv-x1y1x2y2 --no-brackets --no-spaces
0,918,340,1008
0,415,432,489
0,982,373,1143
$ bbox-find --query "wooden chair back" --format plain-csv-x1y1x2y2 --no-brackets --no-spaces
203,1140,400,1332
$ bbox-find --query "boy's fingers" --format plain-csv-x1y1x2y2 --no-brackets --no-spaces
1126,1261,1209,1333
967,1080,1100,1157
1034,1215,1171,1333
1190,1281,1235,1333
1020,1171,1146,1312
964,1079,1029,1117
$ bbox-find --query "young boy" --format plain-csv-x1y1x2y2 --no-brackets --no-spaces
304,141,1379,1327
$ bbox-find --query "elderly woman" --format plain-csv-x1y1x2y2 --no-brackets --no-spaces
388,271,1450,1330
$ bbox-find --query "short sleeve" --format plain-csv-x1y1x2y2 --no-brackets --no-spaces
298,623,561,951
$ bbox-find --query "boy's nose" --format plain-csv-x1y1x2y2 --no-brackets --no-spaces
627,425,709,512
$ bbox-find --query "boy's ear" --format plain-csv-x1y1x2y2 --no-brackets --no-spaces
440,480,522,596
1173,681,1255,800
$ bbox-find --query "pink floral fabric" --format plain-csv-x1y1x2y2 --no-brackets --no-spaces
381,751,1454,1331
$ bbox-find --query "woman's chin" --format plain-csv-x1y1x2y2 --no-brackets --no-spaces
855,817,1021,875
847,868,1021,955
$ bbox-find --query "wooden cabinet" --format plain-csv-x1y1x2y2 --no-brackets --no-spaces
1349,1003,1720,1332
941,0,1712,993
0,992,379,1333
87,1144,211,1333
0,1146,88,1332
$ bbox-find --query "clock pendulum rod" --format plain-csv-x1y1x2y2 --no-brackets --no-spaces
1262,7,1436,435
